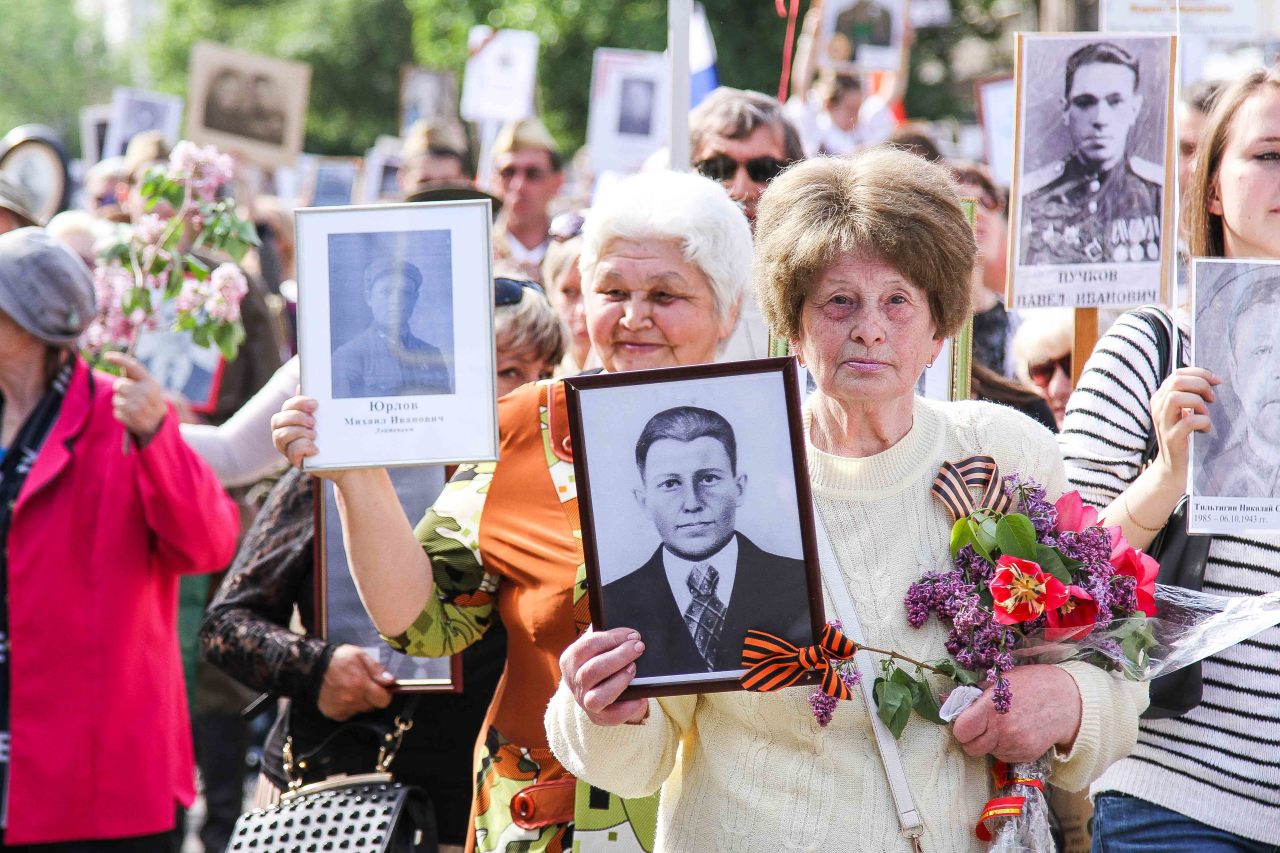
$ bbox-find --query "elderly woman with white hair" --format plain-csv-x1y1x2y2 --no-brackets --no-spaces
269,170,751,852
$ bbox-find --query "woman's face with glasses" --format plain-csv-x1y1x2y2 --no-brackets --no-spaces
692,125,789,225
1028,352,1072,428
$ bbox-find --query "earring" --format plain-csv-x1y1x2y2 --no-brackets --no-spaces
925,358,936,369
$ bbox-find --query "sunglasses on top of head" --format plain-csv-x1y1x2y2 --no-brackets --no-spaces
494,277,546,306
694,153,791,185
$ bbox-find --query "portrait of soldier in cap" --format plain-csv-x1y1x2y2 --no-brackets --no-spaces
1019,41,1164,266
331,254,452,399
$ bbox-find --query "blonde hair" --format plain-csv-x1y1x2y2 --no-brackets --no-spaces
1186,66,1280,258
754,148,976,342
1012,309,1073,386
542,236,582,292
495,288,567,366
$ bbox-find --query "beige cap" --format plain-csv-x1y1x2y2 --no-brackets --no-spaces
492,118,560,162
401,119,468,162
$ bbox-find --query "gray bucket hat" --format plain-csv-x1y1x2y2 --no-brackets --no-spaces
0,172,40,228
0,227,95,345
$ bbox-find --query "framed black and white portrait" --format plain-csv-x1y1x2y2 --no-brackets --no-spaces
399,66,458,136
296,198,497,471
566,358,825,699
307,157,361,207
818,0,909,75
101,87,184,161
1006,33,1176,311
316,468,461,691
79,104,112,165
186,41,312,168
1189,258,1280,533
586,48,668,176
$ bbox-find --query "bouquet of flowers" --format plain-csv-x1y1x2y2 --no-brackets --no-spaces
782,456,1280,851
83,141,258,361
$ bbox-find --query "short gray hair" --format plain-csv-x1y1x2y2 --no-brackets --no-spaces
578,170,752,322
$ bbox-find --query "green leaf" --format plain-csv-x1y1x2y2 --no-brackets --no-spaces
192,325,212,348
1035,545,1073,585
996,514,1038,561
912,677,945,725
185,256,210,280
213,321,245,360
932,659,983,686
165,265,184,300
950,518,973,558
874,678,913,739
968,519,994,561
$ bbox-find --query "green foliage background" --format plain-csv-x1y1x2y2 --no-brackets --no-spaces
0,0,1029,161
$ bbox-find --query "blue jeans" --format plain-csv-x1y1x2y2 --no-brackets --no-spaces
1092,792,1280,853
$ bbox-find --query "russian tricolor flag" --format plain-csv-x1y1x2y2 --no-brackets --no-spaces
690,3,718,107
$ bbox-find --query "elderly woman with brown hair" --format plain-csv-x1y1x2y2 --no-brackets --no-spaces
547,149,1146,851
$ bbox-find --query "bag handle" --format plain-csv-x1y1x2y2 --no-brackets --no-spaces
283,695,421,791
814,506,925,852
1133,306,1177,469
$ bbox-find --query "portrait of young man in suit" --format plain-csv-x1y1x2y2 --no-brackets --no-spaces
601,405,813,679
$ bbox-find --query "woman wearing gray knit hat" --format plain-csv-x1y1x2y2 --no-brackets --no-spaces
0,226,240,848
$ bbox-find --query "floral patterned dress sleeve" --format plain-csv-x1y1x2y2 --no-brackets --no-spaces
380,461,502,658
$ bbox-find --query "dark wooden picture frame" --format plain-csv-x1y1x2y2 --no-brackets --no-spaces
565,357,825,700
314,472,462,693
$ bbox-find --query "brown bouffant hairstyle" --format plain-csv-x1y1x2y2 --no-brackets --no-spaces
1186,66,1280,258
753,148,976,342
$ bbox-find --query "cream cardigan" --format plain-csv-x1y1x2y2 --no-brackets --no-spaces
546,397,1148,852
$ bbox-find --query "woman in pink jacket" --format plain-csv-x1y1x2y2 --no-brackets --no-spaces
0,228,239,849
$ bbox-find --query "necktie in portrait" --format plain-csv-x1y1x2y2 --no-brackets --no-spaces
684,563,726,670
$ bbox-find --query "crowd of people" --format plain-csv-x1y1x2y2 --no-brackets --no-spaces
0,21,1276,853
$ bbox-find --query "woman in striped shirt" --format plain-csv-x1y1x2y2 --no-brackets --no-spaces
1062,67,1280,851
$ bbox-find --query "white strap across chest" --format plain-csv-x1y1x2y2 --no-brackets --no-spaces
813,504,925,850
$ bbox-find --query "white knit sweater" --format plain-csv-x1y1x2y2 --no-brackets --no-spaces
547,397,1147,852
1062,310,1280,844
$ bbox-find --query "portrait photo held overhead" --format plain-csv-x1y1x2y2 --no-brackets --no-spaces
1007,33,1176,310
565,358,825,699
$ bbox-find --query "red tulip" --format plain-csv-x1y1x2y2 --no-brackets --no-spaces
1045,585,1100,642
1054,491,1100,534
990,555,1068,625
1110,533,1159,617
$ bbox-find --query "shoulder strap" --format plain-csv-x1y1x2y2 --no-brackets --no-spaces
814,508,925,851
1132,307,1174,468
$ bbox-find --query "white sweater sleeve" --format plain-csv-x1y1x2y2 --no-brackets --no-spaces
179,355,298,488
545,679,697,799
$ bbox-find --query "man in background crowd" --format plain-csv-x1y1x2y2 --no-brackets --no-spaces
490,118,563,282
398,119,472,198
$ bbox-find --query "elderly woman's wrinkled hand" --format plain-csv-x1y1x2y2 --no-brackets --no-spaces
951,664,1082,763
1150,366,1220,488
317,644,395,721
104,352,167,446
559,627,650,726
270,394,322,470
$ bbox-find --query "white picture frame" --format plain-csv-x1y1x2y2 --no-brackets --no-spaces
1100,0,1260,38
400,66,458,135
1006,33,1176,311
79,104,112,165
586,49,670,176
296,199,498,471
306,156,362,207
1188,258,1280,534
185,41,312,168
101,87,184,162
975,76,1016,189
817,0,910,75
460,27,539,124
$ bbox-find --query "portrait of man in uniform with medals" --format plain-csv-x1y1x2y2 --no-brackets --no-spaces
1019,42,1162,266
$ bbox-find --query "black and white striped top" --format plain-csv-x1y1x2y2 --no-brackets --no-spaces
1060,309,1280,844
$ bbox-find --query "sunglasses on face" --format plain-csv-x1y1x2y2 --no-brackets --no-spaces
1028,354,1072,388
694,153,790,185
495,277,546,306
498,165,549,182
549,210,586,242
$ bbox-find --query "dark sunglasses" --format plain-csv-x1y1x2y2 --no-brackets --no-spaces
495,277,545,306
694,154,790,185
549,210,586,242
498,165,549,182
1028,354,1071,387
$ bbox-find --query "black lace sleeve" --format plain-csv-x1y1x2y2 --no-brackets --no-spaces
199,467,334,704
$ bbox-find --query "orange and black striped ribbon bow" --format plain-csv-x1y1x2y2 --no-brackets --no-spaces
739,623,858,699
931,455,1015,523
